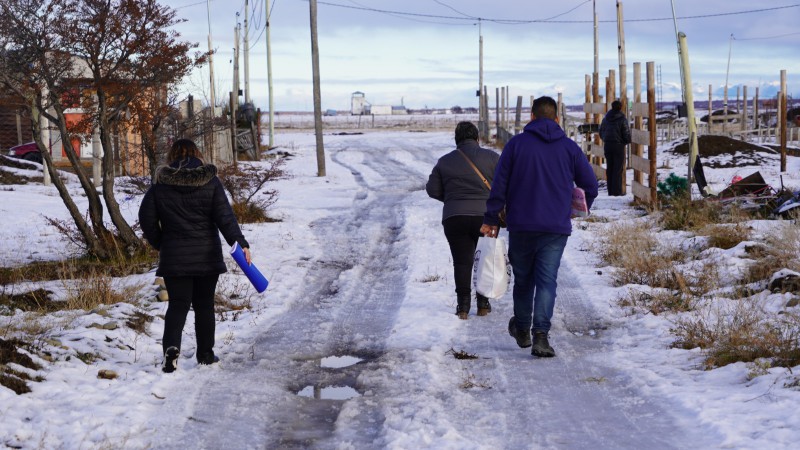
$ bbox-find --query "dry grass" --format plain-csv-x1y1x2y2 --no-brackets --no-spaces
445,348,479,360
671,301,800,369
704,222,752,250
742,221,800,287
62,272,139,311
618,288,697,316
598,222,697,290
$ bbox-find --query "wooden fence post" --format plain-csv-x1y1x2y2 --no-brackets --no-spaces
633,62,643,187
780,70,787,172
647,62,657,205
495,87,500,144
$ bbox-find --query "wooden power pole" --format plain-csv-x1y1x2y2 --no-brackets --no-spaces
309,0,325,176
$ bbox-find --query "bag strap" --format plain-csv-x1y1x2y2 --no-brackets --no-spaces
457,149,491,190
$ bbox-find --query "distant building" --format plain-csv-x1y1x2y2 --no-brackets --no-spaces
351,91,407,115
351,91,369,115
371,105,392,115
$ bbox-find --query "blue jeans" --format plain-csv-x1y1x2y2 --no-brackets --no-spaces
508,232,568,333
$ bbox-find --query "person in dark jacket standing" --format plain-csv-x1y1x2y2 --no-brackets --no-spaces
481,96,598,357
427,121,500,319
138,139,251,373
598,100,631,196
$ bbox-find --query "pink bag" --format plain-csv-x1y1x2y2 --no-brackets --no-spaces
571,187,589,218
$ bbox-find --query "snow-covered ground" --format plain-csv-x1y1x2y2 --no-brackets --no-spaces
1,126,800,449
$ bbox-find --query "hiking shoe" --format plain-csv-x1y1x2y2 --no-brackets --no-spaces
532,331,556,357
162,346,179,373
508,317,531,348
476,295,491,316
197,352,220,365
456,295,470,320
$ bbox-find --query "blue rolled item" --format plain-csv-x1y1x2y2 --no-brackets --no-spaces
230,242,269,293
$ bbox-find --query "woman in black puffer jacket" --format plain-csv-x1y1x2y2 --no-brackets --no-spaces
138,139,251,373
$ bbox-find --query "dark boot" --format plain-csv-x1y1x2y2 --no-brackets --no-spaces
162,346,179,373
532,331,556,357
476,294,491,316
197,351,220,365
508,317,531,348
456,294,470,320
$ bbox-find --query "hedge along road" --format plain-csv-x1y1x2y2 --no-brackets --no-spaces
143,132,721,449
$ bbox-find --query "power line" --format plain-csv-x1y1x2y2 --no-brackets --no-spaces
344,0,473,26
734,31,800,41
316,1,800,25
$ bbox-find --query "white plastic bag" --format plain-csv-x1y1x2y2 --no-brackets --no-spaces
472,236,511,299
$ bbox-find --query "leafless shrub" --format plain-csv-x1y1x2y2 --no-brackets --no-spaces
116,176,151,195
215,276,258,322
218,159,288,223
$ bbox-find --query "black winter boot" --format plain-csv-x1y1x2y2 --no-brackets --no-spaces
508,317,531,348
532,331,556,357
476,294,491,316
456,295,470,320
162,346,179,373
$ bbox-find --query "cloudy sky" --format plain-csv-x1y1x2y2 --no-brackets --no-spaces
170,0,799,112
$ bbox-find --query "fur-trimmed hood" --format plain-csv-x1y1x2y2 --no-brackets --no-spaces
156,163,217,187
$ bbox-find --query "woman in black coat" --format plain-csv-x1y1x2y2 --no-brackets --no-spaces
138,139,251,373
426,122,499,319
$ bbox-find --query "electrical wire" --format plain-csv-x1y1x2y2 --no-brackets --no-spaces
733,31,800,41
316,1,800,25
344,0,473,26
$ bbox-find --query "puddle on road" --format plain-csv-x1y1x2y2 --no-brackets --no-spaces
320,355,362,369
296,385,361,400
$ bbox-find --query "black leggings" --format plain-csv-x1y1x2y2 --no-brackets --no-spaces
443,215,484,297
162,275,219,359
605,143,626,196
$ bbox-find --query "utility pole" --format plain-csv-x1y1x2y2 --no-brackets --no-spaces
206,0,217,163
669,0,686,106
616,1,627,107
724,34,733,133
244,0,251,105
679,32,699,190
593,0,598,76
309,0,325,176
234,23,241,109
265,0,275,148
592,0,600,131
206,0,217,114
478,19,484,139
232,24,241,167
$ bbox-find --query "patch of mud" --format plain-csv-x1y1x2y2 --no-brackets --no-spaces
0,338,43,394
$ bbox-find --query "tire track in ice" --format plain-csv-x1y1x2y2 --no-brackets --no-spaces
440,260,723,449
147,138,436,449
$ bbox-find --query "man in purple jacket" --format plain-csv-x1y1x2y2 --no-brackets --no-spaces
480,96,598,358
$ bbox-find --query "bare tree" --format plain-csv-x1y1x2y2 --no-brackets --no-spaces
0,0,206,259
